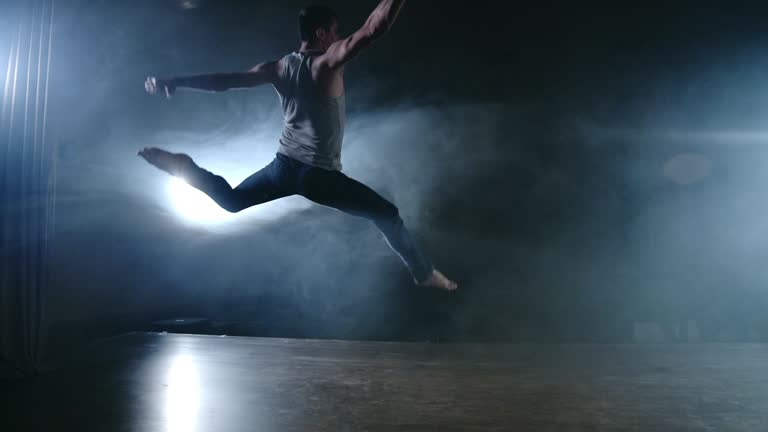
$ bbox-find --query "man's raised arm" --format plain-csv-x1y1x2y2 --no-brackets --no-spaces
321,0,406,70
145,60,281,97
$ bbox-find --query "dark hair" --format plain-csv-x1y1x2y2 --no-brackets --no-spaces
298,5,338,42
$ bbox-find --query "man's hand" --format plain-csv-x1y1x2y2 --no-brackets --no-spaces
145,76,176,98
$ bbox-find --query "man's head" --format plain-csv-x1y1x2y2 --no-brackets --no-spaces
298,5,339,50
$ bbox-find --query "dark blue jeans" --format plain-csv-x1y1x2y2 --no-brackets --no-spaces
183,153,434,282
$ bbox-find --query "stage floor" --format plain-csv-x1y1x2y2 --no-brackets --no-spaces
3,332,768,431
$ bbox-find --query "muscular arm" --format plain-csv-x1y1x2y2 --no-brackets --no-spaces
145,60,281,96
321,0,406,69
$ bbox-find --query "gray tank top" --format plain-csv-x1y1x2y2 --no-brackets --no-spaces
274,51,345,171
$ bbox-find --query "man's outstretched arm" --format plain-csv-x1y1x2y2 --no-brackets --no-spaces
145,60,281,97
320,0,406,70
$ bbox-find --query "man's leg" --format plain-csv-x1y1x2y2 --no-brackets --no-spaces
299,168,456,290
139,147,291,212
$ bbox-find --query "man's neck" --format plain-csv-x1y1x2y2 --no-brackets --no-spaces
298,41,326,54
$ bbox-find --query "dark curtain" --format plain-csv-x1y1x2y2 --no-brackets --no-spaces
0,0,56,378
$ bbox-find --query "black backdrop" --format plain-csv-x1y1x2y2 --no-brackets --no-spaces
4,0,768,375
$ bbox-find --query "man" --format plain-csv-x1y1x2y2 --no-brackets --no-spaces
140,1,457,290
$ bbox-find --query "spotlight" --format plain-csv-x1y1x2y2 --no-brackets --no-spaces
166,177,233,224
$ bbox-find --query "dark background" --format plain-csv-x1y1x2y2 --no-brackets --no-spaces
4,0,768,353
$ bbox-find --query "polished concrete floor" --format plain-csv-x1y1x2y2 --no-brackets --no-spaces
3,333,768,431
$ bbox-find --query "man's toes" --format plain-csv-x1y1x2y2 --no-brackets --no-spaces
138,149,155,162
138,147,166,161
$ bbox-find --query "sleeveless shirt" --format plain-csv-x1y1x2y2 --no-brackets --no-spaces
274,51,345,171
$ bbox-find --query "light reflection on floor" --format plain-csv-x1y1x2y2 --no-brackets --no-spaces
6,333,768,431
165,354,200,432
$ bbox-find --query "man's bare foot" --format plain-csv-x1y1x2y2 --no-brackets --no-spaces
417,269,458,291
138,147,195,177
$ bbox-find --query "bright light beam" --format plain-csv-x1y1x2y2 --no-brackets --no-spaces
166,177,234,225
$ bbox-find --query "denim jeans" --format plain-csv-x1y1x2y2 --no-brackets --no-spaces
183,153,434,282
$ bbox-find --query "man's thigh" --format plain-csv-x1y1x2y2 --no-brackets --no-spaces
232,158,293,209
300,169,398,220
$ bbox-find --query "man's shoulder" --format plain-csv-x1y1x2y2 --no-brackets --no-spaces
311,53,345,76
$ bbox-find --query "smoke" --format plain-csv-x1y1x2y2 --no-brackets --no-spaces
8,0,768,344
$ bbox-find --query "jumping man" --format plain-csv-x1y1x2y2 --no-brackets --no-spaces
140,1,458,290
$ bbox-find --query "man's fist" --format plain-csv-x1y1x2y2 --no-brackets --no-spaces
145,76,176,98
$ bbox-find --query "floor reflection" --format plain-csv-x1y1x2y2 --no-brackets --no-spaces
165,354,200,432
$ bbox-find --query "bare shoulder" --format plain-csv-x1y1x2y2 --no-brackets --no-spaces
312,49,334,72
245,58,286,86
249,58,284,74
311,52,345,97
312,50,344,77
318,27,374,71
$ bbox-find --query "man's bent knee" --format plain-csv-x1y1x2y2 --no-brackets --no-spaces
220,201,246,213
379,201,400,220
372,204,403,230
214,195,247,213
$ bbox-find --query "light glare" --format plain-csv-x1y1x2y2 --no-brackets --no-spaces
165,354,200,432
167,177,233,224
